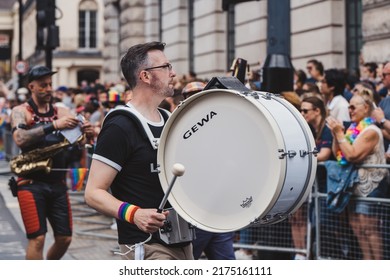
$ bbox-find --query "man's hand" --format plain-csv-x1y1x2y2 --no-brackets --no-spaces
133,209,169,233
81,120,94,140
55,115,80,130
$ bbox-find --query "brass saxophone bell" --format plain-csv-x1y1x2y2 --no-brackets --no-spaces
10,138,71,176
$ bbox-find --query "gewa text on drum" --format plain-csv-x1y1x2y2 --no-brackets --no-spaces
157,88,317,233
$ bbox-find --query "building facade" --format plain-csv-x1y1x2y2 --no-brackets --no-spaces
14,0,105,89
103,0,390,82
0,0,14,88
0,0,389,92
1,0,105,94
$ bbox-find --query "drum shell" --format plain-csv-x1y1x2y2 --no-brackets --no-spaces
157,89,317,232
252,91,316,224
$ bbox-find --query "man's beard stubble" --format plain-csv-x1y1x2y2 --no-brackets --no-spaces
150,75,174,98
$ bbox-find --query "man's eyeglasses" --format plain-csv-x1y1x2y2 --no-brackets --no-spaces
144,63,172,71
300,108,314,114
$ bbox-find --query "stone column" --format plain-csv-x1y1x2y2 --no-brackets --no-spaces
119,0,147,55
361,0,390,63
102,0,121,84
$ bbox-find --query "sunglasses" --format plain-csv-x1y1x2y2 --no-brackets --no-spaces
300,108,314,114
352,87,372,96
348,105,359,111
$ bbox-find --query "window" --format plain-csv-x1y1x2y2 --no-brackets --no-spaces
345,0,362,73
188,0,194,73
79,0,98,49
226,5,235,70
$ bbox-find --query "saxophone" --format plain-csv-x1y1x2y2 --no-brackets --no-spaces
10,135,84,176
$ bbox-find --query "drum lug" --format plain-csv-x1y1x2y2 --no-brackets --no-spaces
262,92,273,100
276,213,288,220
250,217,261,225
261,215,272,222
241,91,259,99
249,92,259,99
261,213,287,223
278,149,297,159
299,148,318,157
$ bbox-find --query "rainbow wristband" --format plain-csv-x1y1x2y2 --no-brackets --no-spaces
118,202,140,224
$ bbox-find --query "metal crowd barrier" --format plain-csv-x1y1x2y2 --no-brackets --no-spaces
2,129,20,161
233,162,390,260
313,162,390,260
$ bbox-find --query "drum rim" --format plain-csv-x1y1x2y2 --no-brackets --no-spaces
157,89,288,232
277,96,317,217
253,93,317,224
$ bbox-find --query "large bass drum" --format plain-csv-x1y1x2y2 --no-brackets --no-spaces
157,89,317,233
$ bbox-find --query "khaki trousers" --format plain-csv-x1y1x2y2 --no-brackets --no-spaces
119,242,193,260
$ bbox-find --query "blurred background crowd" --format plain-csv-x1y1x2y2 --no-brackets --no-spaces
1,54,390,260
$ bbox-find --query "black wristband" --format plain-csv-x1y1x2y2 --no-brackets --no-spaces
379,118,386,129
43,123,55,135
11,124,28,134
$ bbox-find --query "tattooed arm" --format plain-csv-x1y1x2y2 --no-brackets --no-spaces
11,104,88,149
10,106,46,149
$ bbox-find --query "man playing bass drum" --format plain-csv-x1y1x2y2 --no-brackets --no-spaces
10,65,94,259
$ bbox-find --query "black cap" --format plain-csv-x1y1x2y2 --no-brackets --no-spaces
27,66,57,83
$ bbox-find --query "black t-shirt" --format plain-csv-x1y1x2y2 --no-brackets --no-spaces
93,110,175,245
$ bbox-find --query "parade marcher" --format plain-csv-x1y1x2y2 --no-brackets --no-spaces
84,41,193,260
10,65,94,259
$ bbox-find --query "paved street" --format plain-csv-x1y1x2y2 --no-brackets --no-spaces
0,188,27,259
0,160,121,260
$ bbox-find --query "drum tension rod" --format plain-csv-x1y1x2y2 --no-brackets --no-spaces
278,149,297,159
246,91,259,99
299,148,319,157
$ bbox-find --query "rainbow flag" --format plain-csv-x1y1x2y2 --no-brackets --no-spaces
0,117,6,128
70,168,88,191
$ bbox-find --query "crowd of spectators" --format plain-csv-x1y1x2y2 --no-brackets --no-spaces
1,56,389,260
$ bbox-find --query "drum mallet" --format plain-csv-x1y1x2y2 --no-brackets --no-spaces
157,163,185,213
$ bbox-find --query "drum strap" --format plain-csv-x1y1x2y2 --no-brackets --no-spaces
102,105,170,150
204,76,250,92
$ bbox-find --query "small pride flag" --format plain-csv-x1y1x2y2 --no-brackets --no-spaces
70,168,88,191
0,117,6,128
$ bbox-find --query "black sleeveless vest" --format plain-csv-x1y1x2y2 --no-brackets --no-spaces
20,99,67,183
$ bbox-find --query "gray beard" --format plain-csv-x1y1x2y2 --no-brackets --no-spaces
150,78,173,98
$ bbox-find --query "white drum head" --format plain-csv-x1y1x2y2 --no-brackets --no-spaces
158,89,287,232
